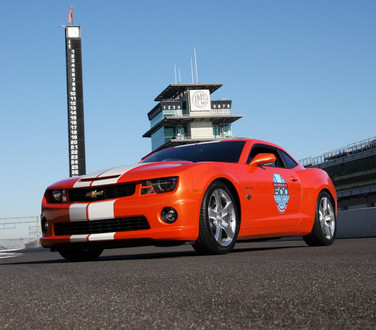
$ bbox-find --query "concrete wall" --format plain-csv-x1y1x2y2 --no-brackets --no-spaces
0,238,37,250
190,121,213,138
337,207,376,238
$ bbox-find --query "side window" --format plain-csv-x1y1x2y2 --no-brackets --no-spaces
247,145,285,168
280,150,298,169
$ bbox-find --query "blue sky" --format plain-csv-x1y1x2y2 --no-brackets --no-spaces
0,0,375,222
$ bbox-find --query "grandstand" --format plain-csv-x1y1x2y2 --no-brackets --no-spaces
300,137,376,210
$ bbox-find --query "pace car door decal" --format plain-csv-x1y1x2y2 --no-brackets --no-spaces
273,173,290,214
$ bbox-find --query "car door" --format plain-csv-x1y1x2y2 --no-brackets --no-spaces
244,145,302,233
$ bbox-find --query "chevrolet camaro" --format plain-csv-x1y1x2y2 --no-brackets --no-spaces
40,139,337,261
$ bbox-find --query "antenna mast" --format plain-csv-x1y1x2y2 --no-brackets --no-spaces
194,46,199,83
190,57,194,83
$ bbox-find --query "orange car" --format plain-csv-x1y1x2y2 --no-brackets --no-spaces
40,139,337,261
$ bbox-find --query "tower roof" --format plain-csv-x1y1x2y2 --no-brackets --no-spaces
154,83,223,101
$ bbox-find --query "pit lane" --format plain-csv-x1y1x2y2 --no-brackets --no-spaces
0,238,375,328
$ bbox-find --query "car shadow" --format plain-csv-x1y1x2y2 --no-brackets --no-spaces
0,242,306,265
97,244,305,262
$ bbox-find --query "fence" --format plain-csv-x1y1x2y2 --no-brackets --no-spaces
300,136,376,167
0,216,41,249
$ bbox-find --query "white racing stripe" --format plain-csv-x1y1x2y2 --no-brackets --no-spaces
68,202,116,242
73,180,91,188
91,165,139,186
90,179,118,186
73,169,108,188
68,165,140,242
88,232,116,241
69,203,89,221
69,201,115,222
0,249,22,259
69,233,115,242
70,234,89,243
98,165,139,177
88,201,115,221
73,165,140,187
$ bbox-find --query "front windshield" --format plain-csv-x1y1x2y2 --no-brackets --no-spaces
142,141,246,163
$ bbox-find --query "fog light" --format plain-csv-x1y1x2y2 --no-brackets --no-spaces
161,207,178,223
41,217,48,233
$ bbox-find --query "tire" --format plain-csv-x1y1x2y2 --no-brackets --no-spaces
193,181,239,254
304,191,336,246
58,248,103,262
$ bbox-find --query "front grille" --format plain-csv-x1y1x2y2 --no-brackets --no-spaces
68,183,136,202
54,217,150,236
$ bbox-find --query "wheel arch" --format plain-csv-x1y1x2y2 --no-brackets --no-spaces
319,188,337,215
193,177,242,254
297,167,337,217
211,177,242,224
303,187,337,246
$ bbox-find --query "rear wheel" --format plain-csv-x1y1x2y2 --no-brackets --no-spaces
58,248,103,262
304,191,336,246
193,181,239,254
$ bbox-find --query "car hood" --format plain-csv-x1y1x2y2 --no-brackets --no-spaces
48,162,193,189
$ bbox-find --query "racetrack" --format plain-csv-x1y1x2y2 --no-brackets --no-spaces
0,238,375,329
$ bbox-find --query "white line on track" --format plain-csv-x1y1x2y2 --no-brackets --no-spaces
0,249,23,259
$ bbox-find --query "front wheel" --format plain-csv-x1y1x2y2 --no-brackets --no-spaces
193,181,239,254
58,248,103,262
304,191,336,246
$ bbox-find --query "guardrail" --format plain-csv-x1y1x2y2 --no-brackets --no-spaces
164,109,232,118
170,134,232,141
0,216,41,239
300,136,376,167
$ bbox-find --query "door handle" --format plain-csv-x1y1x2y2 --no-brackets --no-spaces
290,176,298,182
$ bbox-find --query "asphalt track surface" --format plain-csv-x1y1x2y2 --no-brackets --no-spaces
0,238,375,329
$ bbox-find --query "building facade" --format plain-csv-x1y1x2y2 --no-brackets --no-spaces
300,137,376,210
143,83,242,152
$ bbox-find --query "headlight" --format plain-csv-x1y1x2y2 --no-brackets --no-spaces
48,189,67,203
141,177,178,195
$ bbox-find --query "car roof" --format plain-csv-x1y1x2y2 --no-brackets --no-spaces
141,138,286,162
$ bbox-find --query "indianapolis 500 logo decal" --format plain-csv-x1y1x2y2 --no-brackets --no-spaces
273,174,290,214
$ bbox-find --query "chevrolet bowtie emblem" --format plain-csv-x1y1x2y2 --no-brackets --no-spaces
85,190,104,199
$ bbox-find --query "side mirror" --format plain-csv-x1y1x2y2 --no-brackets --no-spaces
249,153,276,167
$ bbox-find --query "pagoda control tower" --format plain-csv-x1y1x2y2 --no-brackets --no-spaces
143,83,243,152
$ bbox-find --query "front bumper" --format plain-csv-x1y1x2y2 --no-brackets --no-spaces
40,191,201,250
